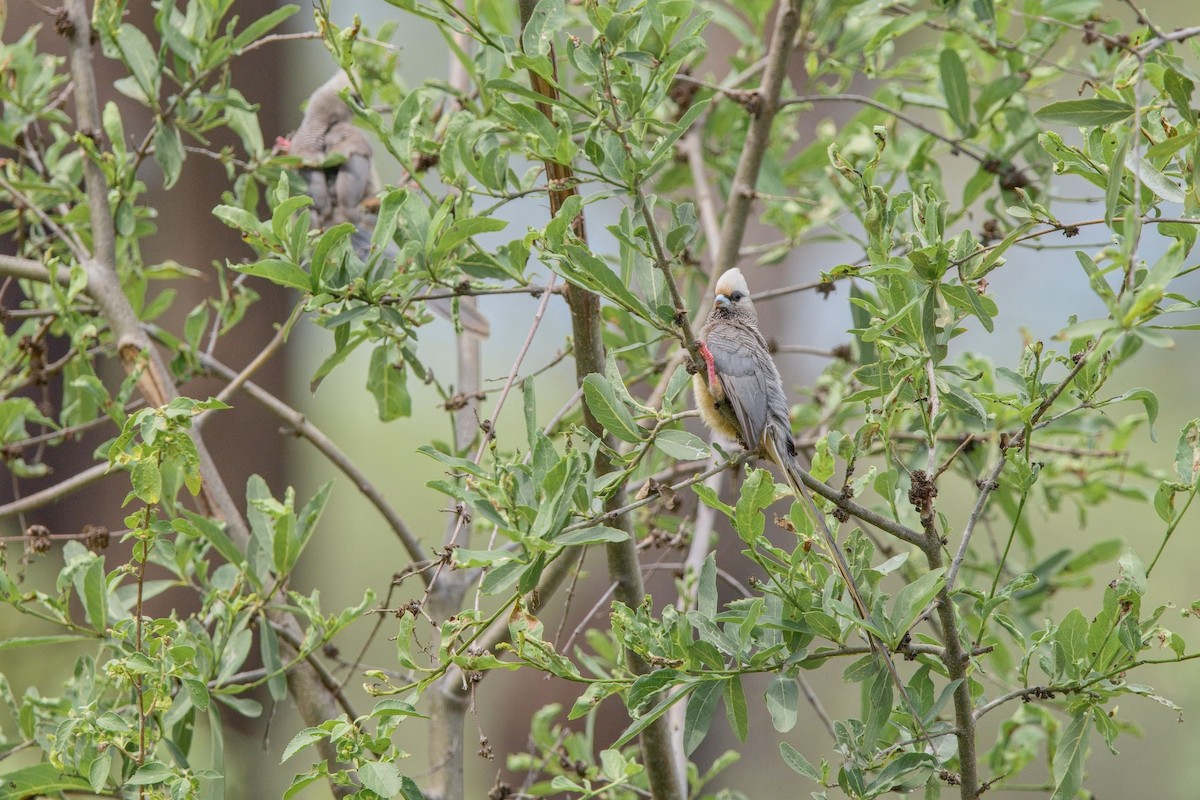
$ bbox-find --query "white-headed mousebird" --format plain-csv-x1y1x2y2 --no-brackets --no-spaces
279,74,489,338
693,268,928,734
284,72,376,228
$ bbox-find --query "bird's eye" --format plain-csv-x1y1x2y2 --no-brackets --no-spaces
730,291,745,302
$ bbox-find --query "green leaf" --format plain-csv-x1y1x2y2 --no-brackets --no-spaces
723,675,748,742
82,557,107,633
582,373,643,443
683,680,722,755
1054,608,1090,678
131,458,162,504
281,727,327,762
399,776,427,800
1107,387,1159,441
0,634,92,650
1176,419,1200,485
115,23,160,100
0,763,91,794
614,684,693,748
359,761,404,797
232,5,300,52
89,750,112,792
153,123,184,189
231,259,312,292
259,619,287,702
780,742,821,781
888,568,946,646
556,244,652,319
1050,708,1092,800
1164,69,1197,125
367,344,412,421
127,761,174,785
431,217,509,262
733,468,774,543
521,0,565,57
697,552,717,619
555,525,630,545
765,673,798,732
1036,98,1135,126
939,48,972,133
654,429,710,460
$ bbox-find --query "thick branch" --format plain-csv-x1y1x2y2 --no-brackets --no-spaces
516,2,683,797
712,0,803,274
61,1,346,785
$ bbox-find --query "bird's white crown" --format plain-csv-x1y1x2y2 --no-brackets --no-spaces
714,268,749,298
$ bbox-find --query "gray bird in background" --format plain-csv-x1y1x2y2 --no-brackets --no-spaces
278,73,489,337
284,72,377,228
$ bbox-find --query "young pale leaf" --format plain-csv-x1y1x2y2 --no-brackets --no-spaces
653,429,710,460
780,742,821,781
765,673,798,732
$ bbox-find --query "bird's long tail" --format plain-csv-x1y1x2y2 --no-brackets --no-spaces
764,428,870,620
765,425,935,747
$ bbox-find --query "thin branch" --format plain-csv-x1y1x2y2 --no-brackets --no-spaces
792,462,928,550
195,350,429,575
797,675,837,740
946,339,1100,592
199,304,302,425
781,93,991,165
752,277,840,303
385,283,563,302
0,463,111,519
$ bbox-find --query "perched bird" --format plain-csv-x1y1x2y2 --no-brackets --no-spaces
278,73,489,337
693,268,931,740
693,268,868,620
280,72,377,228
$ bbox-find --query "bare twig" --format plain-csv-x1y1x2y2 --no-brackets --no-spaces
196,352,429,575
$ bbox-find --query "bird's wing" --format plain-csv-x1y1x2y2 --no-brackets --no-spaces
705,323,772,449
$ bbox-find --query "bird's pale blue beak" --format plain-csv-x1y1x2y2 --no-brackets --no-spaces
715,294,731,308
